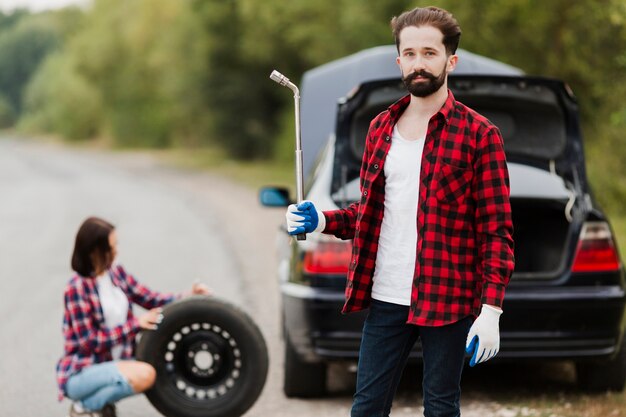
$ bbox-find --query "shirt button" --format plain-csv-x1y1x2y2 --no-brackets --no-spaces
385,135,390,141
363,191,368,196
373,164,379,169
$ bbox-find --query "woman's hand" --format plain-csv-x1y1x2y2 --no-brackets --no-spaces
138,307,163,330
190,281,211,296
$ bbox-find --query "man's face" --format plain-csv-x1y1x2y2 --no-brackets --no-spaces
396,25,457,97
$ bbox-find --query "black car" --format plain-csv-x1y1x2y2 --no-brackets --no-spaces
260,46,626,397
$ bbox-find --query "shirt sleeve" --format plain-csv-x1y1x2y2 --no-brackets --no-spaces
472,126,515,308
64,282,140,355
322,123,374,239
117,265,178,309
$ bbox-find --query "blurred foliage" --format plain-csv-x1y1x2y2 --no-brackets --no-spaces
0,16,59,113
0,0,625,216
439,0,626,123
67,0,194,147
20,51,102,140
0,8,83,112
0,8,29,32
432,0,626,227
0,92,15,128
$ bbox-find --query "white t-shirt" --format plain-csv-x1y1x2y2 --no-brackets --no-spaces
371,124,425,306
97,271,130,360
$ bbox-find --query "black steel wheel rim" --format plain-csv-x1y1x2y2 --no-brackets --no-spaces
162,321,243,401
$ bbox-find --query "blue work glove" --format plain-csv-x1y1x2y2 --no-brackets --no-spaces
285,200,325,235
465,304,502,367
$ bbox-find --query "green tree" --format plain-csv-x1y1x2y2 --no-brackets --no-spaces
20,51,102,140
194,0,413,159
191,0,284,159
439,0,626,123
0,9,29,32
66,0,209,147
0,8,84,124
437,0,626,215
0,93,15,128
0,15,61,114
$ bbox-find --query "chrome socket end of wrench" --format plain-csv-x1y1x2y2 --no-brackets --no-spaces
270,70,299,96
270,70,289,86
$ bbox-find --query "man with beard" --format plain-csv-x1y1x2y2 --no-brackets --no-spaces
285,6,514,417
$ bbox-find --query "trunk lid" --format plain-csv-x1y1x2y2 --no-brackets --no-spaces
332,75,590,280
335,75,582,171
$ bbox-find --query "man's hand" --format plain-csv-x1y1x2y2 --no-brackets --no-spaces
465,304,502,366
285,200,325,235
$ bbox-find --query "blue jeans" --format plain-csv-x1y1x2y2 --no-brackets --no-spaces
351,299,472,417
65,362,135,411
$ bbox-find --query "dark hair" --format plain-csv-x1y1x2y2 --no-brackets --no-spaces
391,6,461,55
71,217,115,277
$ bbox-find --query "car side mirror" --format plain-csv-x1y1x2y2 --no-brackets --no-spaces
259,187,291,207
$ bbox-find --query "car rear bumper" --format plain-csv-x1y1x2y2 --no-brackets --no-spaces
281,282,626,363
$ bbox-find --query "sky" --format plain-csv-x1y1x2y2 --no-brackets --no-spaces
0,0,90,13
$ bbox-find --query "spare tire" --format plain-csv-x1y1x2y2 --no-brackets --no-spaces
136,296,269,417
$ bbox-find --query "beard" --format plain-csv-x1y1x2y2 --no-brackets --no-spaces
402,68,447,97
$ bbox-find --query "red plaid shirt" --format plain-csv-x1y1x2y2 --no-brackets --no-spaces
55,264,176,400
323,91,515,326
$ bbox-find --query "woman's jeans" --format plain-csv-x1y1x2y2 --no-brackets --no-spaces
351,299,472,417
65,362,135,411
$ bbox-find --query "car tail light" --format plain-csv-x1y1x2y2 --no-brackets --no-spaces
572,221,621,273
303,240,352,275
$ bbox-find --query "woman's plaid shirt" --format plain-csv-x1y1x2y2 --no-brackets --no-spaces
55,264,176,400
323,91,515,326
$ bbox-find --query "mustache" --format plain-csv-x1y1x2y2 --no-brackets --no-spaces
403,70,437,83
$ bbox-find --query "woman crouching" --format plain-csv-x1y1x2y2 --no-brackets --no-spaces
56,217,209,417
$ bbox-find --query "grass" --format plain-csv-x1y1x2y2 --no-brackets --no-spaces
611,216,626,262
499,392,626,417
153,146,295,192
0,131,297,197
7,132,297,194
505,392,625,417
458,362,626,417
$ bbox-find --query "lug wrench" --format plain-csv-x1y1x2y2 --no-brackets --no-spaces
270,70,306,241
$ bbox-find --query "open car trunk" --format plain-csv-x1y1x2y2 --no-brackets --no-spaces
510,197,572,278
332,165,576,280
507,162,577,279
332,75,585,281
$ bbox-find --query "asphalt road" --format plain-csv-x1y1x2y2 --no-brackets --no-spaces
0,137,268,416
0,136,591,417
0,137,363,417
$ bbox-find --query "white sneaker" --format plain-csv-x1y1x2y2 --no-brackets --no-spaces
68,402,103,417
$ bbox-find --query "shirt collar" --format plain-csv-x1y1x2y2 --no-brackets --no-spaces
387,89,456,125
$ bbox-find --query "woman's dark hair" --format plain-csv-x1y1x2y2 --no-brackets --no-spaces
71,217,115,277
391,6,461,56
